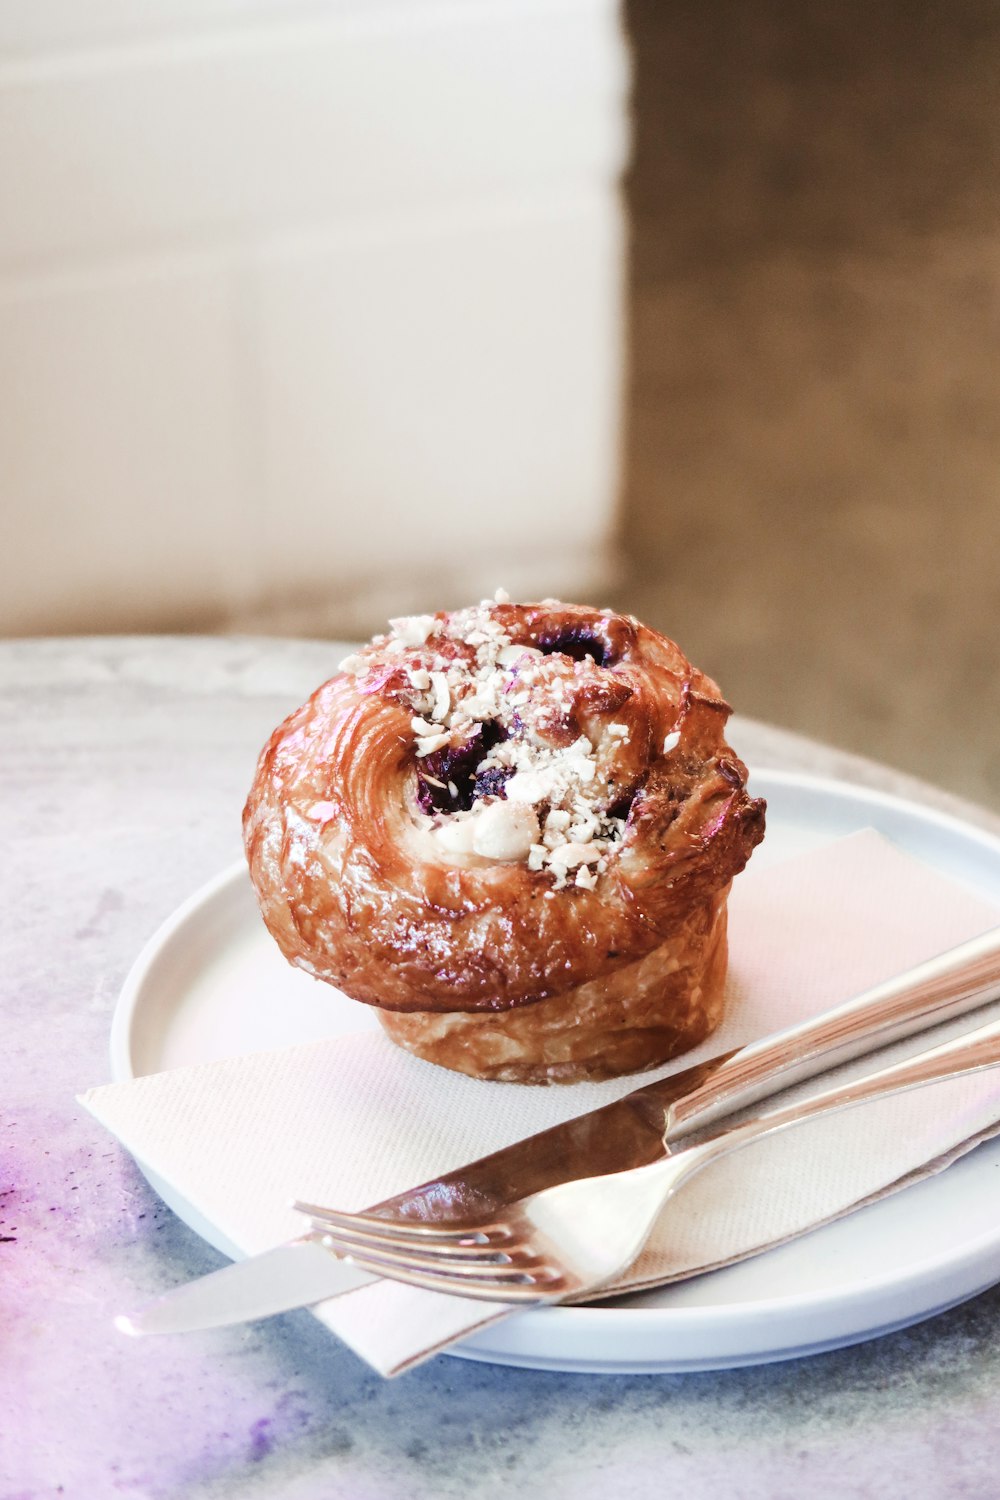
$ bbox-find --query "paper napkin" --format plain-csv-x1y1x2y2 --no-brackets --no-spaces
82,830,1000,1375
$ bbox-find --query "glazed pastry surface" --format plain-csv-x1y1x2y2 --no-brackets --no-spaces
243,598,766,1081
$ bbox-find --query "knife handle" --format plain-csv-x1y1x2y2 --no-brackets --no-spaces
664,924,1000,1138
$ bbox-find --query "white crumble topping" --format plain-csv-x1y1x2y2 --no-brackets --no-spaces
663,729,681,754
547,841,602,873
415,732,451,757
429,671,451,720
497,642,535,667
432,815,480,856
527,843,547,872
471,801,540,861
506,769,551,806
430,800,539,861
338,653,367,675
376,599,642,887
388,613,439,647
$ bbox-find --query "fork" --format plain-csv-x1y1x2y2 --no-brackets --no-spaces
293,1013,1000,1305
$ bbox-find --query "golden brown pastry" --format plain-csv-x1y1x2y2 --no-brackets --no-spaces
243,596,765,1083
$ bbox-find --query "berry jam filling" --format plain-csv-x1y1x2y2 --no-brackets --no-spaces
536,625,616,667
605,777,644,823
473,765,514,802
416,721,508,815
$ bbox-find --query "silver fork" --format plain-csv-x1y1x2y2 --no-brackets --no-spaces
293,1013,1000,1305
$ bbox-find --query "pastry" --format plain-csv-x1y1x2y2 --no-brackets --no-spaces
243,595,766,1083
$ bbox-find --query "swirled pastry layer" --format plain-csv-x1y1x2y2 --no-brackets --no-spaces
244,597,766,1081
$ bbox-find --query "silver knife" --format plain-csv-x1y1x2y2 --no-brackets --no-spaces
119,924,1000,1335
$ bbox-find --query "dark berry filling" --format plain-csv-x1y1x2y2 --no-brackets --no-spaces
536,625,615,667
473,765,514,801
416,721,508,814
605,780,643,822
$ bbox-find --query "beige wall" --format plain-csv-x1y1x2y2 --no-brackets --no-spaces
0,0,630,638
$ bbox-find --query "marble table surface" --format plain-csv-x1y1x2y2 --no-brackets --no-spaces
6,634,1000,1500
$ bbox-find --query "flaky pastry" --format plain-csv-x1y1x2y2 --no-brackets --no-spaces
243,597,766,1083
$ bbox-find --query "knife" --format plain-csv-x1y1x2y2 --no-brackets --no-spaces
118,923,1000,1335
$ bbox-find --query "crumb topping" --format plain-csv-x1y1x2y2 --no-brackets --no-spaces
340,594,645,888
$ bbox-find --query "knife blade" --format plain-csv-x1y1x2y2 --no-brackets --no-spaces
116,1236,377,1336
118,923,1000,1335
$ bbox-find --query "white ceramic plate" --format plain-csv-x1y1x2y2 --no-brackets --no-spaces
112,769,1000,1374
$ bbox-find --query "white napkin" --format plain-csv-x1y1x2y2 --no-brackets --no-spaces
82,830,1000,1375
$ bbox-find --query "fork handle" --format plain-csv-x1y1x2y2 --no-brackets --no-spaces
683,1011,1000,1177
664,924,1000,1139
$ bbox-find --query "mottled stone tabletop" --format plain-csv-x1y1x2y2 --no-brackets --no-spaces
6,636,1000,1500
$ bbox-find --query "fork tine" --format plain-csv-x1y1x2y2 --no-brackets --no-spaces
292,1199,513,1247
303,1217,519,1263
343,1246,547,1284
310,1224,546,1279
326,1244,564,1304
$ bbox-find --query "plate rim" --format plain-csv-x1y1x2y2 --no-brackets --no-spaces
111,765,1000,1370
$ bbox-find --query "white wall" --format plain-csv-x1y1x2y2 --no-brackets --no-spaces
0,0,630,637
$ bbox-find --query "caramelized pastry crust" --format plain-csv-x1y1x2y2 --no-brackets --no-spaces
243,599,766,1082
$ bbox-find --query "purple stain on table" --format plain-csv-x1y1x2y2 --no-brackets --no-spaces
239,1390,318,1468
1,1132,26,1247
0,1180,18,1244
73,885,125,941
248,1417,274,1462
